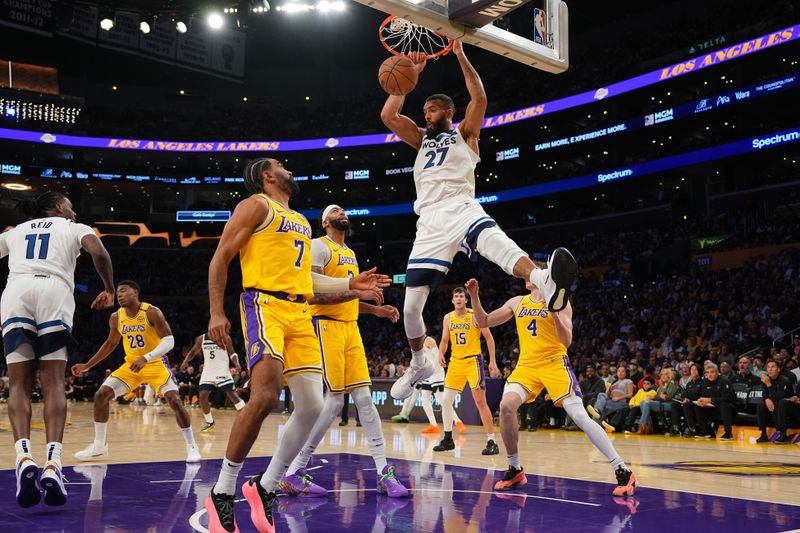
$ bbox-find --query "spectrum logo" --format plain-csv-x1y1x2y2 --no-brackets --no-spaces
751,131,800,149
597,168,633,183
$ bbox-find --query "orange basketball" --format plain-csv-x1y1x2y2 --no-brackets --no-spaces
378,56,418,96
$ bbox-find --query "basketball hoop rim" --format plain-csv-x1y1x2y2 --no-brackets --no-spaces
378,15,454,60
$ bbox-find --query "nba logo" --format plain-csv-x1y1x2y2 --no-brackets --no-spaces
644,114,655,126
533,8,547,45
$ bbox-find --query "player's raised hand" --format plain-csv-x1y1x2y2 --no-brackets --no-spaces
208,313,231,348
375,305,400,323
465,278,479,297
452,39,464,57
409,51,427,74
71,363,89,377
91,290,115,309
350,267,391,290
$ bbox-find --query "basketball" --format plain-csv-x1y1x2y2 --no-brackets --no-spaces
378,55,418,95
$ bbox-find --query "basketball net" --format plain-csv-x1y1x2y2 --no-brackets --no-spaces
379,16,453,60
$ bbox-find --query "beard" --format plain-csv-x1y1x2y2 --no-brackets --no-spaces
280,176,300,198
426,117,449,138
329,218,349,231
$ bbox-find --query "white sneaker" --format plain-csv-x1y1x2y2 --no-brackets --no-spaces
16,454,41,508
40,461,67,506
186,444,201,463
74,443,108,461
391,358,435,400
532,247,578,312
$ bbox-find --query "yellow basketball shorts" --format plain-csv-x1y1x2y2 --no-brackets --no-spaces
444,355,485,392
240,289,321,376
110,358,177,394
312,317,370,394
506,354,582,406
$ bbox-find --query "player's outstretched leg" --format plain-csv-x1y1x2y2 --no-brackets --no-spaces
433,388,458,452
392,286,436,399
39,357,69,506
494,389,527,491
561,396,638,496
75,383,117,461
351,387,408,497
164,390,201,463
199,388,215,432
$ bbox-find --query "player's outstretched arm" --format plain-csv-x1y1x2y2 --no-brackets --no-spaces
480,327,500,378
552,301,574,348
465,278,516,328
181,335,203,371
70,313,122,376
81,233,115,309
380,53,427,150
208,197,270,347
359,302,400,322
452,41,487,145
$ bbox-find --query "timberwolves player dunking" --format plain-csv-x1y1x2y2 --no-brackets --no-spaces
381,41,579,398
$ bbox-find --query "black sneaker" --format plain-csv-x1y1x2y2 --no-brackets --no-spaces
774,433,793,445
494,466,526,491
481,439,500,455
545,247,578,312
667,428,681,437
204,488,238,533
518,423,529,431
339,420,348,426
719,433,733,441
528,426,538,432
682,428,696,437
612,466,637,497
201,421,215,433
242,474,277,532
433,436,455,452
756,433,770,443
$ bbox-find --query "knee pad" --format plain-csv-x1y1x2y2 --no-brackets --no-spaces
403,286,430,339
475,226,527,276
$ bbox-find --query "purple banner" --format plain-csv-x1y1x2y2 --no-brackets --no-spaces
0,24,797,153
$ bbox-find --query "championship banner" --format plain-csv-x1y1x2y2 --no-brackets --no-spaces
0,0,55,36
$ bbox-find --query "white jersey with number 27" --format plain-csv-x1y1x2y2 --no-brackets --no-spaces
412,128,479,215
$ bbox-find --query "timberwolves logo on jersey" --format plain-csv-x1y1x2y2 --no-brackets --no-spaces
422,131,457,149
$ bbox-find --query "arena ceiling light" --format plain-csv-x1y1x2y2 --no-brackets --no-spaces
99,16,114,31
139,15,153,34
1,183,31,191
207,12,224,29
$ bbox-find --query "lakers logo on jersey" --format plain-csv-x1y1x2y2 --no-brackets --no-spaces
116,303,163,362
448,310,481,359
514,296,566,363
310,236,359,322
240,194,313,298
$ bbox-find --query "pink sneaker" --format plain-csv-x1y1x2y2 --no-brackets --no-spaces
278,469,328,497
204,489,239,533
241,474,277,533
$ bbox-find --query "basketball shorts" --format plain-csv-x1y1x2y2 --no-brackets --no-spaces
199,371,235,392
108,358,178,395
506,354,582,406
1,276,76,363
240,289,321,376
444,355,485,392
405,196,524,289
313,317,370,394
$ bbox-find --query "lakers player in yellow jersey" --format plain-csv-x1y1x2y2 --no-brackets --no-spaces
465,278,638,497
71,280,200,463
433,287,500,455
279,204,408,497
204,158,389,533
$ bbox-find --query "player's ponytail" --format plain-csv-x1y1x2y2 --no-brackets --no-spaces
20,191,67,219
243,158,271,194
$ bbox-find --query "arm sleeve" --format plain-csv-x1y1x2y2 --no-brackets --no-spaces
310,271,350,293
143,335,175,362
311,239,331,269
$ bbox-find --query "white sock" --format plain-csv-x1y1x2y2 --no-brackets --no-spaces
215,457,244,496
204,412,214,424
94,422,107,448
529,268,548,288
611,457,628,471
15,438,32,461
181,427,197,447
411,348,426,366
46,442,62,467
508,453,521,469
234,400,246,410
353,387,387,472
487,433,496,442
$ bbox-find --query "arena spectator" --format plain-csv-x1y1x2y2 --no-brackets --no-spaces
639,368,683,435
732,356,760,387
587,366,634,424
756,361,794,443
686,363,736,440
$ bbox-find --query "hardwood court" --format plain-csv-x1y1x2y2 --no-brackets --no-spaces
1,403,799,532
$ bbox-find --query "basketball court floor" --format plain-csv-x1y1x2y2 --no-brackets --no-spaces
1,403,799,532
